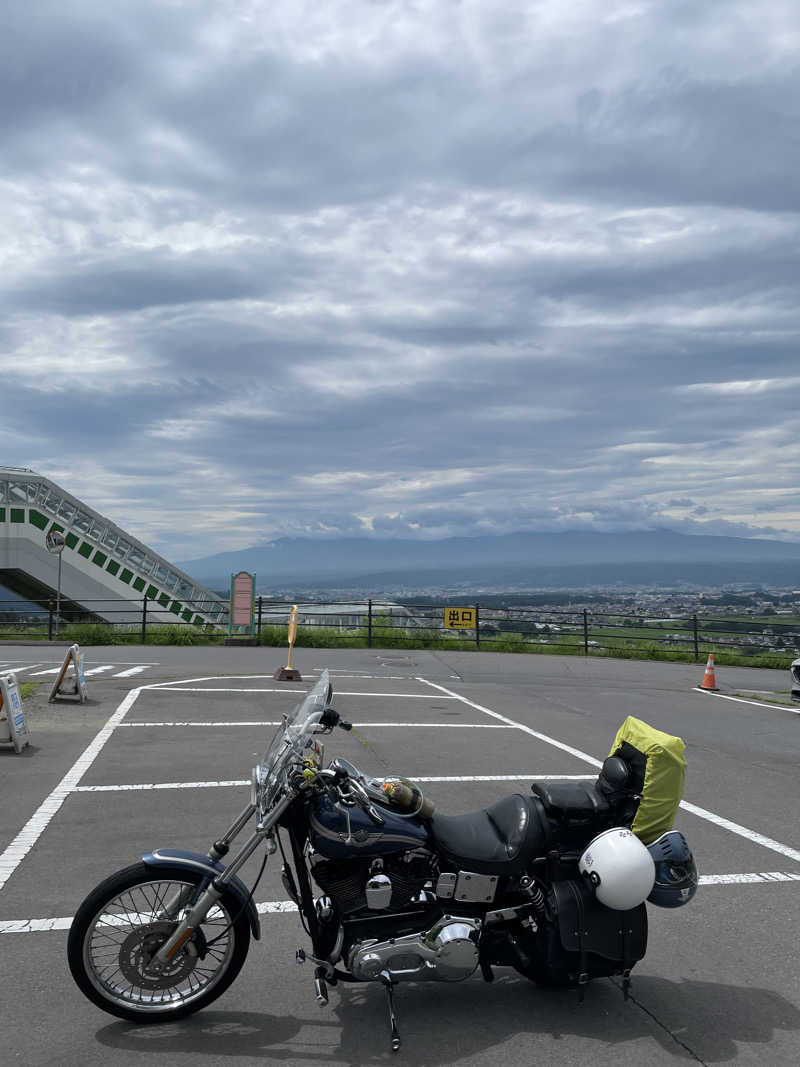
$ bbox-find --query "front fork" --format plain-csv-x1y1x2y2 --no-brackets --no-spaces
149,795,292,969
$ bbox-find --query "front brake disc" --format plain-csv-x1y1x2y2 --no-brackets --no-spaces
117,921,199,990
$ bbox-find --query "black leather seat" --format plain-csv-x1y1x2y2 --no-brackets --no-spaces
429,794,551,875
531,781,611,825
531,781,617,849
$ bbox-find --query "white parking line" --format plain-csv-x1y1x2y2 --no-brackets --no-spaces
3,870,800,934
417,678,604,768
696,689,800,716
74,780,250,792
117,721,514,729
149,687,449,698
679,801,800,864
702,871,800,884
417,677,800,866
148,674,443,695
83,666,115,676
72,773,597,792
113,666,152,677
28,667,61,676
0,687,142,892
310,674,411,680
0,663,46,674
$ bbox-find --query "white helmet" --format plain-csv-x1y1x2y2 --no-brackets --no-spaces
579,828,656,910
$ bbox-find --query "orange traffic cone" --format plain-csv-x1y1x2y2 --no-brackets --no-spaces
698,653,718,691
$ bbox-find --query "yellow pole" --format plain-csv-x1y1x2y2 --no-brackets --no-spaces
286,605,299,669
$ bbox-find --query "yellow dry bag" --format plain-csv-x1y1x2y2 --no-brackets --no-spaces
609,717,686,845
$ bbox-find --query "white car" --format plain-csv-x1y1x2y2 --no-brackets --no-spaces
792,658,800,703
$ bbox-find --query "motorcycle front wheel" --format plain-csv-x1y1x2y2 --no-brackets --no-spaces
67,861,251,1022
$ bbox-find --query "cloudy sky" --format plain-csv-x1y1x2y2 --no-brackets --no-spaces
2,0,799,559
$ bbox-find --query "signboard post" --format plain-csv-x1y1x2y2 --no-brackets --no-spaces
0,672,30,753
228,572,256,639
49,643,88,703
274,604,302,681
45,529,66,636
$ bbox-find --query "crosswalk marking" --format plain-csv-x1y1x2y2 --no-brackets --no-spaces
27,664,153,678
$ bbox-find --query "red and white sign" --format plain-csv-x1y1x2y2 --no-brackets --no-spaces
231,572,254,627
45,530,66,553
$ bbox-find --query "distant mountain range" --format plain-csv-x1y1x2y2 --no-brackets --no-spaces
177,530,800,592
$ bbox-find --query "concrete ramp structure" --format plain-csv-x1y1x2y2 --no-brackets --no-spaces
0,466,227,626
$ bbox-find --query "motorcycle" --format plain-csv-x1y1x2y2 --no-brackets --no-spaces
67,670,698,1051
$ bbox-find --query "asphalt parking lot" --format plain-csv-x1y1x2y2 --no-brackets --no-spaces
1,644,799,1066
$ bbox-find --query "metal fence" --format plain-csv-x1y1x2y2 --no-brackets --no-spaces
1,596,798,660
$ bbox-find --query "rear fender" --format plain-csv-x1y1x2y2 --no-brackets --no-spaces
142,848,261,941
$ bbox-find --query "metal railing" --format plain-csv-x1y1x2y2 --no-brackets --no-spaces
0,596,798,660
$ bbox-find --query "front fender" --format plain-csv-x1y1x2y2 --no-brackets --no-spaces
142,848,261,941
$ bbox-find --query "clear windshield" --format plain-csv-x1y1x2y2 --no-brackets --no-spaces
258,669,332,786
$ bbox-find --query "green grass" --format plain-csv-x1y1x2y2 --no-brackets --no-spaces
729,690,797,707
2,616,796,672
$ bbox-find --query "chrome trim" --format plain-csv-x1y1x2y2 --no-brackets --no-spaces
453,871,498,903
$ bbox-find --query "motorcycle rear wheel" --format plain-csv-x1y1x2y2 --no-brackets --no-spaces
67,861,251,1022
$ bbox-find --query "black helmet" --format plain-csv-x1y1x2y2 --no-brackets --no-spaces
646,830,698,908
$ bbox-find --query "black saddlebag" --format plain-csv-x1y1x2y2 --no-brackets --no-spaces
543,879,647,984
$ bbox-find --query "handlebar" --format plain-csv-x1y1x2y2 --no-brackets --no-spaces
319,707,353,732
313,764,385,826
346,778,385,826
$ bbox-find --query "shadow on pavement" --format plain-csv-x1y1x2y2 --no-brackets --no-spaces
93,972,800,1064
628,974,800,1062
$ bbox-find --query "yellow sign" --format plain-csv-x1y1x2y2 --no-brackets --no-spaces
287,604,299,646
286,604,299,669
444,607,476,630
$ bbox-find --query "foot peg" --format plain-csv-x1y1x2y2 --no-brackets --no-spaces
379,970,401,1052
314,970,329,1006
299,951,330,1007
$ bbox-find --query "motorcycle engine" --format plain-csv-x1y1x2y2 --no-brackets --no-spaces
310,851,434,915
348,916,481,982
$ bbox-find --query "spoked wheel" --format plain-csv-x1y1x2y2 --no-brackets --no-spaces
67,862,251,1022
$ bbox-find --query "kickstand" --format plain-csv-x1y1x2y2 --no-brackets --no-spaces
379,970,401,1052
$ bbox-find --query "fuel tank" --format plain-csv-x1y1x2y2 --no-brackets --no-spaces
308,792,430,859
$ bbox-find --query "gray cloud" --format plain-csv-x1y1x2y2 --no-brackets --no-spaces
1,0,799,558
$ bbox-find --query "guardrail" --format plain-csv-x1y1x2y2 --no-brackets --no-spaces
0,596,798,662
